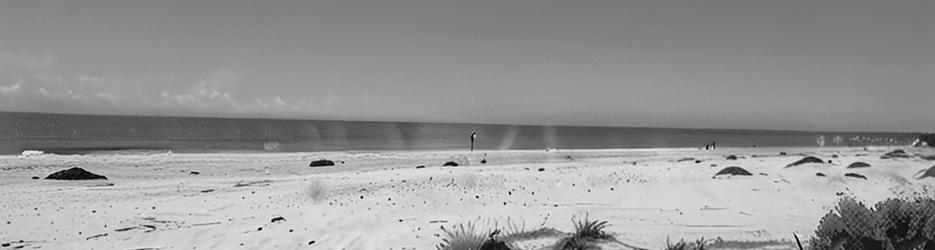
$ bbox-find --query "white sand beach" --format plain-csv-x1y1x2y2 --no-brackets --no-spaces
2,146,934,249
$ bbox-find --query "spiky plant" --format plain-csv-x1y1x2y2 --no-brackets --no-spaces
437,222,489,250
665,237,706,250
571,215,611,239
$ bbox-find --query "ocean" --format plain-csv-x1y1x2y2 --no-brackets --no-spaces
0,111,919,155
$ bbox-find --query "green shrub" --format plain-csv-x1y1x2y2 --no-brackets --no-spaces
811,197,935,249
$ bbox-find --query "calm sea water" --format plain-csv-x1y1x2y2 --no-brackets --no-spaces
0,111,919,155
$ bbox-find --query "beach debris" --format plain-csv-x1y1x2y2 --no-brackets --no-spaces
45,167,108,180
880,149,910,159
784,156,825,168
271,216,286,223
915,166,935,179
200,189,215,193
234,180,271,187
415,165,426,169
846,162,871,169
538,167,546,172
309,159,335,167
714,166,753,176
677,157,696,162
86,233,108,240
844,173,867,180
816,172,827,177
443,161,459,167
726,155,739,160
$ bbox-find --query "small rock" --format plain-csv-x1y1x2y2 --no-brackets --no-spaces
309,160,336,167
308,240,316,245
31,176,39,180
45,167,107,180
480,159,487,164
271,216,286,223
415,165,426,169
442,161,458,167
844,173,867,180
189,171,200,175
816,172,826,177
780,152,787,156
846,162,871,169
537,168,545,172
726,155,738,160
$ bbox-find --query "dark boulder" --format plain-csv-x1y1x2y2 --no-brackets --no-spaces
538,167,545,172
726,155,738,160
844,173,867,180
846,162,871,169
914,133,935,147
916,165,935,179
816,172,827,177
442,161,459,167
480,159,487,164
785,156,825,168
45,167,107,180
309,160,335,167
415,165,426,169
714,166,753,176
880,149,910,159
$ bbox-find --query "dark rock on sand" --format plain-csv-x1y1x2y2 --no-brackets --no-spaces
31,176,39,180
816,172,826,177
726,155,738,160
443,161,459,167
780,152,787,156
881,149,910,159
415,165,426,169
538,167,545,172
189,171,200,175
714,166,753,176
921,155,935,161
844,173,867,180
480,159,487,164
45,167,107,180
309,160,336,167
695,160,702,164
785,156,825,168
846,162,871,169
916,166,935,179
914,133,935,147
271,216,286,223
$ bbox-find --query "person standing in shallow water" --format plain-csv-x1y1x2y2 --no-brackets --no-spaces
470,130,477,151
712,141,716,150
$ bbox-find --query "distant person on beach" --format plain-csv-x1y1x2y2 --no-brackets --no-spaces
712,141,716,150
470,130,477,151
705,144,709,150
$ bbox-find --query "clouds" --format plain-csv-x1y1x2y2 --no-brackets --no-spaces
0,49,333,117
0,81,21,95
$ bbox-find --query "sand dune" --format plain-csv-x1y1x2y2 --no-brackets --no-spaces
1,147,934,249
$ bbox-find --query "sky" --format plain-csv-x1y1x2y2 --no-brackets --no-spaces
0,0,932,132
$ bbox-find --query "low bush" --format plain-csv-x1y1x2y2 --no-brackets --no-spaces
811,197,935,249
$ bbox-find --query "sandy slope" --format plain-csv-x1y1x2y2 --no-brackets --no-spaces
1,147,934,249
